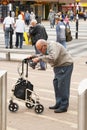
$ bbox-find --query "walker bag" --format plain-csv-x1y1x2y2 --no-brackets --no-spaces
14,78,33,100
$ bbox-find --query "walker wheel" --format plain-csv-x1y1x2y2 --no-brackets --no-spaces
9,102,19,112
25,98,35,108
35,104,44,114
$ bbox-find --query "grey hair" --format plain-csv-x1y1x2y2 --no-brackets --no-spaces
30,19,37,24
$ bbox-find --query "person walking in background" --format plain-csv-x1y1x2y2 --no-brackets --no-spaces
69,9,74,22
14,14,25,48
3,12,15,48
30,11,36,22
48,9,55,28
11,10,15,21
24,10,30,26
64,14,70,25
55,15,66,48
83,11,87,21
29,19,48,70
64,14,70,29
18,10,25,21
29,39,73,113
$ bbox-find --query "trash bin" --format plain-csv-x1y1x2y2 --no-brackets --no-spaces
35,16,41,23
78,79,87,130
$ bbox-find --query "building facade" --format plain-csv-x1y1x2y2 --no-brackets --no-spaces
0,0,87,21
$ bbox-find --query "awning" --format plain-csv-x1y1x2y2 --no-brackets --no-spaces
12,0,76,3
35,0,76,3
80,3,87,7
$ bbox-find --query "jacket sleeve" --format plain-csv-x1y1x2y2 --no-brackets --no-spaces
38,43,60,64
29,26,36,35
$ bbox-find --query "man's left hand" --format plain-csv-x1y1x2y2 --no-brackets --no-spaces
32,57,39,63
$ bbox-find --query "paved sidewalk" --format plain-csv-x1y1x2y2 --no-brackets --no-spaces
0,55,87,130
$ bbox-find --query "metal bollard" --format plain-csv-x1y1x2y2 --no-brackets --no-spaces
78,79,87,130
0,70,7,130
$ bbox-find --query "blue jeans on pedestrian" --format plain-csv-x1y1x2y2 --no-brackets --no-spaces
15,32,23,48
34,45,46,69
60,40,66,48
53,63,73,109
4,27,10,48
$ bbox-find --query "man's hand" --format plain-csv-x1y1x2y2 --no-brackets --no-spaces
32,57,39,63
27,55,36,59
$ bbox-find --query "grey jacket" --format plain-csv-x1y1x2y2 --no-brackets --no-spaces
39,41,73,67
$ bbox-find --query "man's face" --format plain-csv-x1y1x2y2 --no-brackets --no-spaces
37,44,47,54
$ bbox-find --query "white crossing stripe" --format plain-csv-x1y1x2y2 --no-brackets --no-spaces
7,126,17,130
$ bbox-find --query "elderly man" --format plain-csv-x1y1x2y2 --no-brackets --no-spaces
31,39,73,113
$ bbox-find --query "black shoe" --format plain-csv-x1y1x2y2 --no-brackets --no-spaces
85,61,87,64
38,68,46,70
14,46,18,49
54,108,67,113
49,105,60,109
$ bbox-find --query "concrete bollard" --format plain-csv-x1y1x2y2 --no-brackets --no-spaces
78,79,87,130
0,70,7,130
6,52,10,61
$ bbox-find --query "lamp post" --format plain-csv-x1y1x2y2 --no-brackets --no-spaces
75,0,80,39
9,3,13,48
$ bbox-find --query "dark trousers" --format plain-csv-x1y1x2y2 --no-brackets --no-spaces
15,32,23,48
53,63,73,109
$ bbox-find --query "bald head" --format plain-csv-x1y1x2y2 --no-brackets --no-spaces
36,39,47,54
36,39,47,47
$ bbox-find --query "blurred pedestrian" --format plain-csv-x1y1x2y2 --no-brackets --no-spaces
14,15,25,48
18,11,25,21
3,12,15,48
29,19,48,70
11,10,15,21
64,14,69,25
30,11,36,22
83,11,87,21
30,39,73,113
24,10,30,25
48,9,55,28
55,15,66,48
69,9,74,21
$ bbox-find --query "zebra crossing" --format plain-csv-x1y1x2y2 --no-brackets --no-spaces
43,20,87,57
67,39,87,57
44,19,87,40
0,20,87,58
